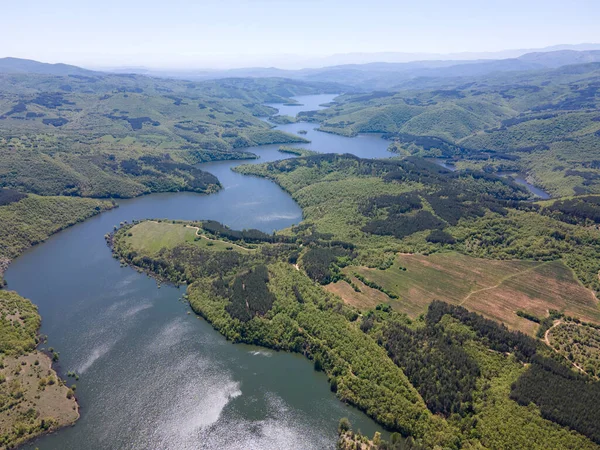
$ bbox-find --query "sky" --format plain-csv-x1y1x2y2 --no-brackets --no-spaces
2,0,599,69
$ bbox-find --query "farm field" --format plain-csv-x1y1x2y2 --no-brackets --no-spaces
333,252,600,334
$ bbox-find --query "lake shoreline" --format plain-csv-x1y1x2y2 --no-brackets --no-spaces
6,95,391,449
110,220,396,442
12,350,81,450
0,289,80,450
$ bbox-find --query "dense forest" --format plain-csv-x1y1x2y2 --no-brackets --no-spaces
381,318,480,417
510,356,600,443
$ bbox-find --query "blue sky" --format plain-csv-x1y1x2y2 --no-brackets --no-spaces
2,0,599,68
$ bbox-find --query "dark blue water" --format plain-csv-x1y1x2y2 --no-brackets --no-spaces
6,95,393,449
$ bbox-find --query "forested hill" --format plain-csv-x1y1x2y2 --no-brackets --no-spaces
0,71,346,198
0,69,345,285
235,153,600,322
296,62,600,197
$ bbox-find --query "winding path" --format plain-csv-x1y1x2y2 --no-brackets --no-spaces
459,261,549,306
184,225,252,251
544,319,562,347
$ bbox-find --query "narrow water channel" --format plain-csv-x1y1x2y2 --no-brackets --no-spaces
7,95,393,449
433,159,551,199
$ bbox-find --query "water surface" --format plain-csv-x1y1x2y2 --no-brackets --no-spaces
7,95,392,449
509,174,551,199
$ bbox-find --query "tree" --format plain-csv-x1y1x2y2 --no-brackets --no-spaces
338,417,352,434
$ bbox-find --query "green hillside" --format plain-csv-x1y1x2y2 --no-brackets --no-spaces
298,63,600,197
0,74,341,198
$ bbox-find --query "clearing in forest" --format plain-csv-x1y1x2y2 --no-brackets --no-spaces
123,221,198,254
122,221,253,254
329,252,600,335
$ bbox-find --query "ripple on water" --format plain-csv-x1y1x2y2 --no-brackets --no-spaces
115,272,139,289
100,352,243,449
122,302,153,318
160,377,242,441
148,317,192,353
198,392,332,450
255,212,302,222
248,349,272,357
234,200,262,207
78,341,116,374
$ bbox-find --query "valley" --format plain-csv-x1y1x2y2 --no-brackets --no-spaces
0,53,600,449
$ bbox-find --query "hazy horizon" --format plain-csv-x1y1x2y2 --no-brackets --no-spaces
4,42,600,73
3,0,600,70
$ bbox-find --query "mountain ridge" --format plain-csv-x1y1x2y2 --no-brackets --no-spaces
2,48,600,91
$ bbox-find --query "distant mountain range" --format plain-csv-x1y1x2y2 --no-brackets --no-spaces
2,45,600,91
0,57,98,76
312,43,600,66
104,49,600,90
111,49,600,89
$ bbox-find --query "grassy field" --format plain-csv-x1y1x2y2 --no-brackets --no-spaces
332,252,600,335
122,221,253,255
123,221,197,254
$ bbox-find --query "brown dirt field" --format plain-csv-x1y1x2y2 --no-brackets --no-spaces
464,261,600,327
334,252,600,335
325,279,390,312
0,351,79,449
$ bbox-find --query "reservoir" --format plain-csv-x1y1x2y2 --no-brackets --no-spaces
6,95,393,449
